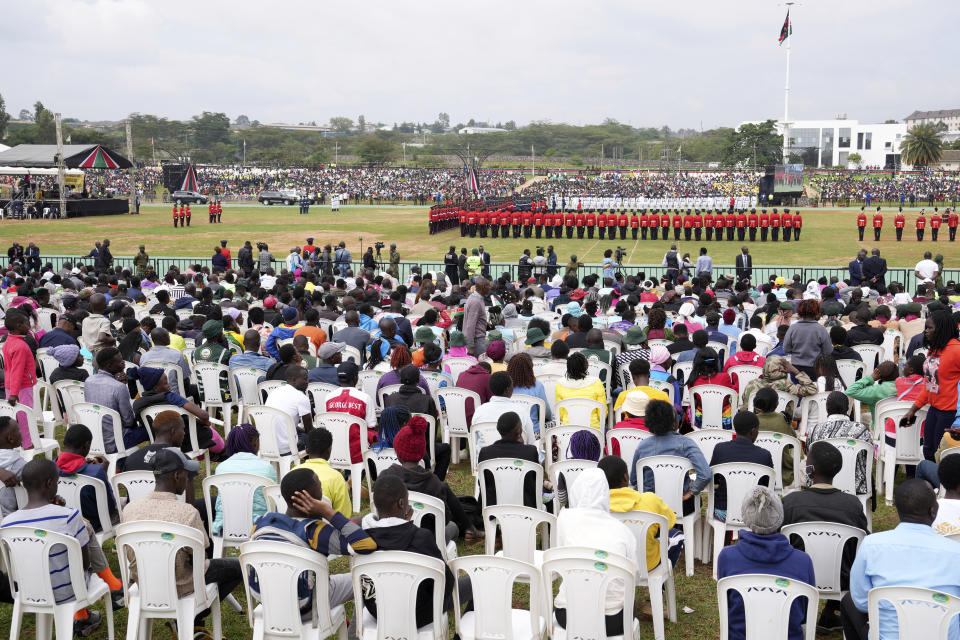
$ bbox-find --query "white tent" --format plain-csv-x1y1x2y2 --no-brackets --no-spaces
0,166,83,176
0,144,9,153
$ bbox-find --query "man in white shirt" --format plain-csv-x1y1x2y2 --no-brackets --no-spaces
470,371,537,445
695,247,713,278
914,251,940,286
264,366,313,453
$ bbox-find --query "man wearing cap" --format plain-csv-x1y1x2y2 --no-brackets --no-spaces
323,361,377,464
264,307,301,360
121,448,243,634
193,320,232,368
39,313,80,349
309,342,345,385
717,485,815,640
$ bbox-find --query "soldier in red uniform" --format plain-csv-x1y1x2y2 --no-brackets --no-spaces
597,209,607,240
661,210,671,241
522,208,533,238
185,204,192,226
682,209,693,241
553,210,564,239
630,210,639,240
563,210,574,239
894,207,905,242
500,209,512,238
693,210,703,241
930,207,942,242
583,209,594,239
532,208,543,239
792,210,802,241
872,206,883,242
172,202,180,228
725,209,736,241
178,204,186,228
672,210,682,241
640,210,649,240
575,209,586,238
705,210,714,241
467,208,478,237
770,208,780,241
511,209,522,238
713,209,724,243
857,207,867,241
216,200,222,223
428,207,437,234
781,208,792,243
617,210,628,240
759,208,770,242
736,209,747,242
208,200,215,224
649,209,659,241
220,240,231,269
459,208,467,236
747,208,759,242
948,207,959,242
482,209,492,238
916,209,926,241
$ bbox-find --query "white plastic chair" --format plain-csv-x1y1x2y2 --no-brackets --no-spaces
33,380,62,439
543,425,601,471
438,387,481,464
229,366,266,420
0,526,116,640
351,551,448,640
239,540,347,640
115,520,222,640
257,379,288,404
881,329,904,363
246,405,307,476
690,384,739,430
635,455,702,577
613,511,678,640
835,358,865,388
111,470,174,506
851,344,884,377
356,369,383,401
512,393,547,438
707,339,730,363
754,431,802,493
194,361,236,436
874,399,928,505
53,379,87,424
315,411,368,510
139,404,212,476
477,457,545,510
445,356,476,382
716,573,817,640
70,402,137,476
868,585,960,640
262,485,287,513
377,383,405,409
556,398,607,429
549,459,598,513
364,447,400,500
408,490,457,560
746,389,800,416
306,382,339,414
605,428,652,469
341,344,363,365
820,436,875,530
57,474,116,544
781,521,865,601
134,360,187,397
706,462,774,578
203,472,278,559
727,364,763,396
0,403,59,460
541,546,639,640
467,420,501,475
688,429,734,466
37,351,61,382
450,555,544,640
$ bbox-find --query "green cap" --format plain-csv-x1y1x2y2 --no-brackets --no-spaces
448,331,467,347
622,325,646,345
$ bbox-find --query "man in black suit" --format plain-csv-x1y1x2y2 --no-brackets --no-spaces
735,246,753,283
861,248,887,292
477,411,541,509
709,411,773,517
847,250,866,286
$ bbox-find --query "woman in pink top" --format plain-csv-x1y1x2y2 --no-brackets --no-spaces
675,302,703,334
2,312,38,448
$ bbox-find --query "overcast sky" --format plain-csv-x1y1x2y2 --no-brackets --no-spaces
5,0,957,130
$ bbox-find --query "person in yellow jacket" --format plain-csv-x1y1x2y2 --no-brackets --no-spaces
600,455,678,571
465,248,482,279
555,352,607,429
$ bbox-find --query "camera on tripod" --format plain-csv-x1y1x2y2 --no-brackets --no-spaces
374,241,385,257
614,246,627,264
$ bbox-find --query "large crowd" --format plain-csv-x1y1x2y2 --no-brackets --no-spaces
1,231,960,640
811,171,960,205
522,170,763,200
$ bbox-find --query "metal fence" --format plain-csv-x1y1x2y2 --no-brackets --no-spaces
39,254,954,294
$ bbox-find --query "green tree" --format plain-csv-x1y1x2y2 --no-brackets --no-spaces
721,120,783,168
18,109,32,121
847,152,863,168
329,117,354,132
234,114,250,126
33,101,46,123
0,93,9,140
900,124,943,168
191,112,231,148
34,104,56,143
356,135,397,164
357,115,366,132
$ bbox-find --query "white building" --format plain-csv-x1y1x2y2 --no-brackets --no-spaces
777,119,908,169
458,126,507,135
905,108,960,131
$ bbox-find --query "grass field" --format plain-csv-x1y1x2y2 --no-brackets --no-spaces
1,203,952,269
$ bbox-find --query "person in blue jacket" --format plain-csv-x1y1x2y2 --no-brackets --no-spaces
264,307,300,359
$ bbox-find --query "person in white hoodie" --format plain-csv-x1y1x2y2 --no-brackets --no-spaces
553,468,638,636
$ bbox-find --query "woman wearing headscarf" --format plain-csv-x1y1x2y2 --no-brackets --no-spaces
209,424,276,535
675,302,703,334
129,367,225,456
802,280,821,300
48,344,88,385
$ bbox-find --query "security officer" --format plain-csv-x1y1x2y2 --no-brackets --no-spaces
388,244,400,278
894,207,905,241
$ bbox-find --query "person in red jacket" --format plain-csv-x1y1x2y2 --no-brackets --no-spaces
612,211,624,240
585,209,596,239
780,208,791,243
511,209,522,238
672,210,682,241
180,204,187,227
459,209,467,236
770,207,780,241
649,209,660,240
682,209,694,241
639,210,649,240
857,207,867,241
173,202,180,228
949,207,959,242
705,210,714,241
597,209,607,240
553,210,564,238
916,209,926,241
930,207,942,242
724,209,736,241
759,208,770,242
466,208,478,237
566,210,577,239
713,209,724,243
747,208,759,242
575,210,586,238
208,201,215,224
522,208,533,238
216,200,222,223
532,208,543,239
894,207,905,242
792,210,802,241
872,206,883,242
630,210,639,240
736,209,747,242
660,210,671,240
617,210,628,240
481,209,491,238
693,210,703,241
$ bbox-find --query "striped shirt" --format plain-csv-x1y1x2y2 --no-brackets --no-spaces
2,504,90,603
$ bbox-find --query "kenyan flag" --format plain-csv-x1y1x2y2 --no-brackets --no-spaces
778,10,792,46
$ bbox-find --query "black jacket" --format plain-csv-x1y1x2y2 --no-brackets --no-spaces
477,439,540,508
384,385,438,422
709,438,773,511
362,520,453,627
846,324,884,346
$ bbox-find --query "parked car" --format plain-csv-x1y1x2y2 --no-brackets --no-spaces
258,189,299,205
170,190,208,204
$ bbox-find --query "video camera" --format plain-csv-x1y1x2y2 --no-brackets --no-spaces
374,241,385,258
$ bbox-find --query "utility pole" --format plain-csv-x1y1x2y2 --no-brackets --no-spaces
531,144,535,177
55,113,66,220
335,140,339,164
242,139,246,165
600,143,603,173
125,120,136,212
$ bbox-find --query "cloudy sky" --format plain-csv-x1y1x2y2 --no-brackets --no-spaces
5,0,957,130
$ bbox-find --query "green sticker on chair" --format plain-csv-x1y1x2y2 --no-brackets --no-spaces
161,533,174,540
34,529,46,537
594,562,608,571
934,593,949,604
772,433,782,439
775,578,790,587
594,550,608,559
412,502,424,509
847,439,856,445
513,459,523,467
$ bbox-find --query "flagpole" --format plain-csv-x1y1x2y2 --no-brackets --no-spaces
782,2,794,162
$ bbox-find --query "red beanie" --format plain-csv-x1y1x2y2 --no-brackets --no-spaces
393,416,427,462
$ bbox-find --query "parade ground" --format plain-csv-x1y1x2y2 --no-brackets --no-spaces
2,203,952,268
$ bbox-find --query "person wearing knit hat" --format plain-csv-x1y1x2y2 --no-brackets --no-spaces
47,344,88,385
719,308,741,342
392,415,427,463
717,485,814,639
485,340,507,372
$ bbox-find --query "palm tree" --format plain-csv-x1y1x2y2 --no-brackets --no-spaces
900,124,943,167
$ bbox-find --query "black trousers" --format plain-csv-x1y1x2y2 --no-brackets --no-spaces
632,228,638,239
952,227,958,241
544,227,551,239
874,228,881,241
706,228,713,241
684,229,692,241
840,592,868,640
620,227,627,240
599,228,606,239
749,228,756,241
586,228,592,238
727,228,735,241
896,227,903,241
491,225,499,238
673,228,681,240
917,229,924,241
535,227,542,238
793,228,800,241
641,228,647,239
737,228,746,241
783,228,791,242
761,228,768,241
771,228,779,241
651,228,659,240
932,227,939,241
197,559,243,624
715,228,724,242
568,227,575,238
858,227,864,241
694,228,702,241
577,227,584,238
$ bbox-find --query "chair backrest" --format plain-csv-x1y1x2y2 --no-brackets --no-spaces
868,585,960,640
747,389,799,416
511,393,547,437
203,472,277,546
556,397,607,428
880,329,903,363
549,459,599,509
58,474,114,539
612,510,671,579
262,485,287,513
754,431,802,492
194,361,231,405
781,522,865,598
671,360,694,387
111,470,165,504
229,367,265,406
315,411,368,470
351,551,447,639
851,344,883,377
707,340,730,362
477,457,544,510
820,437,875,498
717,573,818,640
797,392,831,441
0,526,94,608
406,491,449,557
450,555,542,640
537,374,564,418
707,463,775,529
257,380,288,404
634,455,695,517
691,384,740,430
688,428,735,464
70,401,127,457
728,365,764,395
115,520,208,614
437,387,481,435
246,405,299,461
483,504,557,563
468,421,501,473
0,403,43,456
53,379,87,423
342,344,363,365
648,339,672,350
376,383,405,408
646,378,676,404
874,399,928,463
544,425,602,469
835,359,865,388
240,539,341,637
541,547,637,640
605,428,652,468
37,351,60,382
356,369,383,399
139,404,205,455
445,356,476,382
306,382,339,413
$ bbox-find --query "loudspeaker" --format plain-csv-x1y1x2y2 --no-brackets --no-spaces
162,164,188,192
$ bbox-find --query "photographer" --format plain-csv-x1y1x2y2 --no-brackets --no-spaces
602,249,616,281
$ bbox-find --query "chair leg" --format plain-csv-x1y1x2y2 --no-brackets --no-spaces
102,592,115,640
648,579,666,640
212,536,224,560
712,525,725,580
337,621,348,640
224,594,243,612
9,600,23,640
210,596,223,640
52,606,75,640
884,453,895,506
175,601,196,640
351,467,363,510
665,574,677,623
125,598,141,640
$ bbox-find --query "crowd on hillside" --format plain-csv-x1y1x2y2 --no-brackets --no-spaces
811,171,960,204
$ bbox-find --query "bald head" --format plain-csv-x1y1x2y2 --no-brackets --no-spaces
378,317,397,338
89,293,106,312
150,328,170,346
243,329,260,352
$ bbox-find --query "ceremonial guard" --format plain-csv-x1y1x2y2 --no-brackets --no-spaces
873,207,883,241
522,208,533,238
759,208,770,241
511,208,522,238
725,208,736,241
894,207,905,241
618,209,628,240
553,209,563,239
500,209,511,238
736,209,747,242
693,210,703,241
792,210,802,241
566,209,577,239
630,210,639,240
532,208,543,239
662,210,672,242
705,209,714,241
713,209,724,243
467,208,477,238
949,208,958,242
683,209,693,241
208,200,216,223
184,203,191,226
173,201,180,228
916,209,926,241
649,209,659,241
781,208,792,243
770,207,780,241
930,208,942,242
747,208,758,241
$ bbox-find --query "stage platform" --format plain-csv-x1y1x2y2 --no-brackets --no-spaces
1,197,129,219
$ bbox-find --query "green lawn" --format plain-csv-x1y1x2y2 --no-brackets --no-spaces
0,203,949,269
